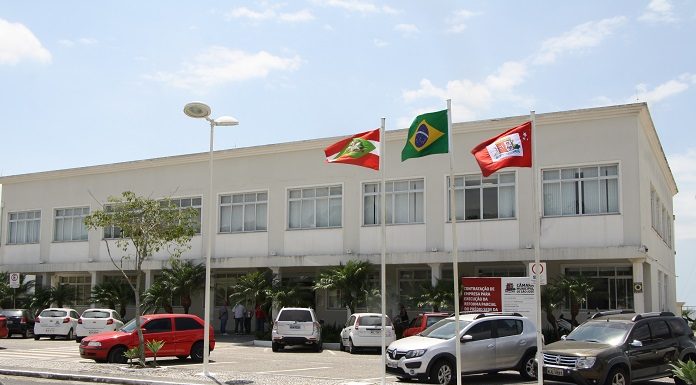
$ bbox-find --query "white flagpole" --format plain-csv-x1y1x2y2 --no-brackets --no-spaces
531,111,544,385
447,99,462,385
379,118,387,385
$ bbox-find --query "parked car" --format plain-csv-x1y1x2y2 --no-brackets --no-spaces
542,310,696,385
271,307,322,352
79,313,215,363
340,313,396,354
0,309,35,338
34,308,79,340
403,312,449,338
75,308,125,343
385,312,538,384
0,314,8,339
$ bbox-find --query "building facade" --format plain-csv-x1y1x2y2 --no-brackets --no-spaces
0,103,678,328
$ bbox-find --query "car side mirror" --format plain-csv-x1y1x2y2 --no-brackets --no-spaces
560,335,567,341
460,334,473,343
629,339,643,348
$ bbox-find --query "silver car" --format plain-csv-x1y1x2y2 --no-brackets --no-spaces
385,312,538,384
271,307,322,352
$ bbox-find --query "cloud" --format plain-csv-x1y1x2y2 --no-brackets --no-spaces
225,5,314,23
0,18,51,65
446,9,481,33
668,149,696,240
533,16,627,65
312,0,399,14
373,38,388,47
145,47,302,90
639,0,677,23
394,23,419,35
58,37,98,48
628,73,696,104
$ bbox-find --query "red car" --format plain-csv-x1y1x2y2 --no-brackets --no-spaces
0,315,8,339
402,312,449,338
79,313,214,363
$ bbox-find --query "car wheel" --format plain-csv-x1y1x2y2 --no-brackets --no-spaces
339,339,344,352
34,335,40,340
108,346,128,364
272,342,282,352
604,366,628,385
76,337,83,343
430,359,455,385
190,341,204,362
348,339,356,354
65,329,73,340
21,330,28,339
519,352,537,380
314,341,323,352
49,336,56,340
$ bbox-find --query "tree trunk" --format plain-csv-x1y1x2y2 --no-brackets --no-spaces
135,272,145,367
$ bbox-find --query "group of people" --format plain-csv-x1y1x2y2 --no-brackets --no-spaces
218,301,267,336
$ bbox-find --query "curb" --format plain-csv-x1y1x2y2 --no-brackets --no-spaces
0,368,207,385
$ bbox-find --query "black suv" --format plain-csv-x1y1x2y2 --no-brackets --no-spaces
0,309,35,338
542,310,696,385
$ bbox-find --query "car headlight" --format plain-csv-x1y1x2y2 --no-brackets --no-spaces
405,349,427,359
87,341,102,347
576,357,596,369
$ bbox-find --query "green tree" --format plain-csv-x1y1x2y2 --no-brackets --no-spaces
141,280,174,314
228,270,272,307
90,278,135,317
313,260,373,314
559,276,594,325
50,284,76,308
83,191,196,367
410,279,454,312
161,259,205,314
0,272,35,309
267,277,313,309
541,279,566,341
29,286,53,316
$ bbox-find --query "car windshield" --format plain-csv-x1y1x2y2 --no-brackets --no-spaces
278,310,312,322
420,319,472,339
565,321,631,346
358,315,392,327
40,310,67,317
82,310,110,319
120,317,146,332
0,310,22,317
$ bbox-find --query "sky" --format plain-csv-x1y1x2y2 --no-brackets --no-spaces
1,1,695,304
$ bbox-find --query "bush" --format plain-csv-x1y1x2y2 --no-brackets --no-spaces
671,359,696,384
321,322,341,343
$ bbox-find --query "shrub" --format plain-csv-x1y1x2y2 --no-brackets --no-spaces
671,359,696,384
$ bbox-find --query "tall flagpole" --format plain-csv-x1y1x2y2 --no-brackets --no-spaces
447,99,462,385
531,111,544,384
379,118,387,385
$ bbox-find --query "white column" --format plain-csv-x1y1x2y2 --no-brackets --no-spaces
270,267,282,319
631,258,645,313
144,269,153,290
428,263,442,287
90,271,99,308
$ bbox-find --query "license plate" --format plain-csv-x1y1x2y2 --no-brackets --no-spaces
88,330,100,334
386,361,398,368
44,328,55,333
547,367,564,376
289,325,301,329
370,330,380,334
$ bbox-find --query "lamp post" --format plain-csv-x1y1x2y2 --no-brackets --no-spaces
183,102,238,376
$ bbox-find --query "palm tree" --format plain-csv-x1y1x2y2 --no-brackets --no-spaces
559,276,594,325
410,279,454,312
141,280,174,314
51,284,76,308
541,279,566,340
161,259,205,314
228,270,272,307
267,277,313,309
91,279,135,317
313,260,373,314
29,286,53,316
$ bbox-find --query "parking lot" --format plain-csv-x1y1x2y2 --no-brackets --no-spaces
0,337,675,385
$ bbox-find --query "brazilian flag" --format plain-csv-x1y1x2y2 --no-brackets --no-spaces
401,109,449,161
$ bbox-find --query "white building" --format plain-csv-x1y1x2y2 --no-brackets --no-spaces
0,103,678,328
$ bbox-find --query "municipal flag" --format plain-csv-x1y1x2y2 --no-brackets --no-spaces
471,121,532,177
401,109,448,161
324,128,380,170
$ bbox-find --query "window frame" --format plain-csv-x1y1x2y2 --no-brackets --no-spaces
362,178,425,226
7,209,41,245
561,264,633,311
58,275,92,306
447,172,516,221
542,163,620,217
219,191,268,233
53,206,90,242
287,184,343,230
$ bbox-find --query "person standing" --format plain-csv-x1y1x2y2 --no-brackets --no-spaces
218,301,229,335
255,303,267,334
232,301,246,335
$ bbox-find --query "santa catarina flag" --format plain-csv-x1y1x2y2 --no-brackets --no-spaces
324,128,380,170
401,109,448,161
471,121,532,177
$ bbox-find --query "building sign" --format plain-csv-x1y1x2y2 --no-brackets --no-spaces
9,272,20,289
461,277,536,320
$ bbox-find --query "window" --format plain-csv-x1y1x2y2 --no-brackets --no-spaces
543,165,619,216
288,185,342,229
363,179,424,225
327,272,378,310
563,266,633,311
467,321,493,341
102,205,123,239
631,323,651,344
144,318,172,333
58,276,92,306
651,186,673,247
7,210,41,244
398,269,430,307
448,172,515,221
650,320,671,341
54,207,89,242
219,192,267,233
169,197,202,234
214,272,246,306
496,319,522,337
175,317,203,331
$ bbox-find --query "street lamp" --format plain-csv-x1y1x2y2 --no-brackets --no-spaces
184,101,238,376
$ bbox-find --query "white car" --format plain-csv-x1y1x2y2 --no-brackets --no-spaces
271,307,322,352
34,308,80,340
75,308,124,342
340,313,396,354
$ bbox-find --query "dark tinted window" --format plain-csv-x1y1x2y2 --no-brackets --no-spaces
650,320,670,341
496,319,522,337
82,311,110,318
175,317,203,331
40,310,67,317
668,318,690,337
631,323,651,344
144,318,172,332
0,310,23,317
467,320,493,341
278,310,312,322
